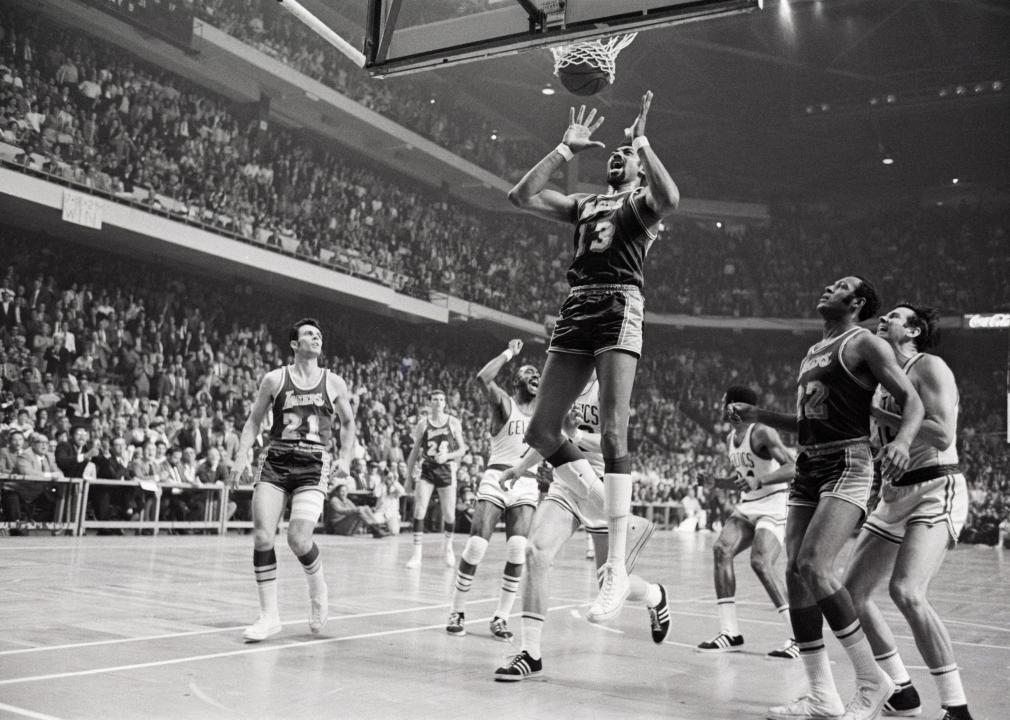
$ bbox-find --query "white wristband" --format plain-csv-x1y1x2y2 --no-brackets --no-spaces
502,349,515,361
555,143,574,162
631,136,650,153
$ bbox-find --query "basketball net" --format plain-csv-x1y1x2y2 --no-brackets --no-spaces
550,33,638,85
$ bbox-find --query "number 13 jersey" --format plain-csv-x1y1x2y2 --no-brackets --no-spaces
796,326,874,447
567,188,658,289
270,367,334,447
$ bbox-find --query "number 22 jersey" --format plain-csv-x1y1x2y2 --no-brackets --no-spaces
796,326,875,447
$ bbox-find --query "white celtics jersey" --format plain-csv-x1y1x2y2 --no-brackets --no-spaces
572,377,604,476
871,353,958,471
727,424,784,502
487,396,533,468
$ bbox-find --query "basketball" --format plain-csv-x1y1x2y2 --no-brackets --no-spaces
557,59,610,96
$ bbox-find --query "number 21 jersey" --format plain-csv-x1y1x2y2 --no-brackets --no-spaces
796,327,874,447
270,367,334,446
567,188,658,289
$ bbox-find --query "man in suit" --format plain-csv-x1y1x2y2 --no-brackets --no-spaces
55,426,98,479
64,378,100,422
15,434,63,525
93,435,134,528
177,416,209,460
0,288,19,331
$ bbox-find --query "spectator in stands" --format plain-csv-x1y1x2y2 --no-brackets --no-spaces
55,426,97,479
326,483,387,538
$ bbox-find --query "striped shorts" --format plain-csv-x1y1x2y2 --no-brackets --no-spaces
790,438,874,515
548,284,645,358
863,470,968,545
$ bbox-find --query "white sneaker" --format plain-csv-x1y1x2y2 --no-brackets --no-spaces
842,675,895,720
243,615,282,643
767,695,844,720
309,583,328,634
443,545,456,567
405,550,422,569
585,563,630,624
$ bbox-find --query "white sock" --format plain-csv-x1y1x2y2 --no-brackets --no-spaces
604,472,632,568
875,649,911,685
931,664,967,707
644,582,662,608
451,569,473,613
412,531,422,548
522,613,544,660
777,605,792,638
800,645,842,703
833,621,884,685
494,572,520,619
257,580,279,619
717,597,739,636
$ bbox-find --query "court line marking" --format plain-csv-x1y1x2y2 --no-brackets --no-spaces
666,608,1010,652
0,604,581,687
0,702,64,720
0,597,500,656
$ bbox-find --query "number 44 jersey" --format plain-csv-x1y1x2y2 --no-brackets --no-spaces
795,326,875,447
270,367,335,446
567,188,658,289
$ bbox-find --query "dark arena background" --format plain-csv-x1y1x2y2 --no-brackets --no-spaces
0,1,1007,718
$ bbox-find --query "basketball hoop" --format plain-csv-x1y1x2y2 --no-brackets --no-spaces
550,33,638,86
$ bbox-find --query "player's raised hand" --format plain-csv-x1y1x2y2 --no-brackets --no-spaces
625,90,653,141
507,338,523,357
563,105,606,152
498,466,521,491
876,439,911,484
726,402,758,425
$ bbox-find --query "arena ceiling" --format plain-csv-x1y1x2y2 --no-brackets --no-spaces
320,0,1010,201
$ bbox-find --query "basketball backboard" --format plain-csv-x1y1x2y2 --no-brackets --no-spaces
362,0,763,77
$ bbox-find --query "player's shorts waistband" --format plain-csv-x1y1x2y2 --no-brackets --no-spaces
893,463,961,487
268,441,328,454
799,437,870,457
568,283,642,296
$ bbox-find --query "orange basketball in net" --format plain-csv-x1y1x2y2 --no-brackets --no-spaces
557,59,610,96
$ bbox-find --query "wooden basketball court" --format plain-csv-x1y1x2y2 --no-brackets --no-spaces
0,531,1006,719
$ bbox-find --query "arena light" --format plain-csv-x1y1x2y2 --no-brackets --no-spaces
952,177,959,185
541,86,556,96
881,155,894,166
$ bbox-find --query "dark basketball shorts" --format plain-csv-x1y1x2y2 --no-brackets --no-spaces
255,442,331,495
790,438,874,515
548,284,645,358
421,461,456,489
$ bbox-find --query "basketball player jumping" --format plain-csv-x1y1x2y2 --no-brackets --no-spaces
697,385,798,659
728,276,924,720
405,389,467,569
507,91,680,624
447,340,540,642
493,370,669,681
233,318,356,642
844,304,974,720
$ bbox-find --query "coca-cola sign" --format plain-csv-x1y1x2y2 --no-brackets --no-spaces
965,313,1010,329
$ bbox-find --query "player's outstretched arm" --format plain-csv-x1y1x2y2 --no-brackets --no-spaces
476,339,522,424
727,402,798,435
231,370,280,482
857,333,925,481
329,374,357,474
625,91,680,220
507,105,603,222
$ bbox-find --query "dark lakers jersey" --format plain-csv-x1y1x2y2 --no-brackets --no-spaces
567,188,658,289
421,416,459,473
270,367,334,446
796,327,875,447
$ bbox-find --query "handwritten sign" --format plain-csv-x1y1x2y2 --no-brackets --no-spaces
62,190,103,230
